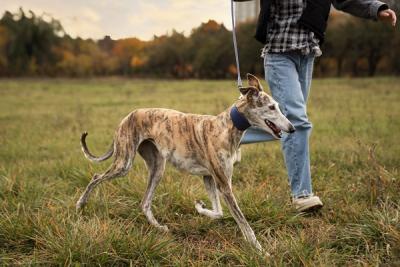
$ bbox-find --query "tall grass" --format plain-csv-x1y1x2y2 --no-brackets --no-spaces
0,77,399,265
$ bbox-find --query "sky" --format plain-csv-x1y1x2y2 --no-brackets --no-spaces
1,0,233,40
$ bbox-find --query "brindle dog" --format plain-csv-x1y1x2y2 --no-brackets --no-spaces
76,74,294,252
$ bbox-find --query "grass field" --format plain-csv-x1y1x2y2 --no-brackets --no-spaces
0,77,399,266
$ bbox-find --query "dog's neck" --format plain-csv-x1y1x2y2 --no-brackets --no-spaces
230,106,251,131
217,105,249,150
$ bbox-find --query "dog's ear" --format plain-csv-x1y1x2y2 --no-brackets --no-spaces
239,86,259,97
247,73,263,91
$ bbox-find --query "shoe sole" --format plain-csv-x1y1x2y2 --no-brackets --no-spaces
299,203,323,213
296,198,324,213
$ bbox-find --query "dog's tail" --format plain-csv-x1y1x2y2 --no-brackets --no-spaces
80,132,114,162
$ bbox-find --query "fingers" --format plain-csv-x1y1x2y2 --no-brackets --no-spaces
379,9,397,26
388,9,397,26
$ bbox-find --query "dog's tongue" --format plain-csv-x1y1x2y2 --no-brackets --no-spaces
271,123,280,134
265,120,281,136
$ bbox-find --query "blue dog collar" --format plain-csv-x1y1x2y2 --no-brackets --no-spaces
230,106,251,131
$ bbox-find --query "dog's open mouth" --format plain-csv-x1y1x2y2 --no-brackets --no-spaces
265,120,282,138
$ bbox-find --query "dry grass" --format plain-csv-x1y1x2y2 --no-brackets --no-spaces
0,77,399,266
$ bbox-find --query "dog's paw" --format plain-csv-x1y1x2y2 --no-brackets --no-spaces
157,225,169,232
75,201,85,212
195,200,206,211
260,248,270,257
253,241,268,256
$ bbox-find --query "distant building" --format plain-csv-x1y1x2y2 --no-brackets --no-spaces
98,35,115,54
235,1,260,23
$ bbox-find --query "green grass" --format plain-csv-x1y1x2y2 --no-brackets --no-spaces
0,77,399,266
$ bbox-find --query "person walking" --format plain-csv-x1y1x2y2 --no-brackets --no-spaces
236,0,397,212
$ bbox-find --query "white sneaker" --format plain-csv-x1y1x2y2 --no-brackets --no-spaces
292,195,323,212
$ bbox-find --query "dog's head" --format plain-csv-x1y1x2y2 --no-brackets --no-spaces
235,73,295,139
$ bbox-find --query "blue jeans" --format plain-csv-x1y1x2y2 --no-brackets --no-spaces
241,51,315,198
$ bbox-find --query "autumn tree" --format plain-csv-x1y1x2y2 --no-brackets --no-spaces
145,31,189,78
188,20,233,78
0,8,398,78
0,8,63,75
0,25,9,75
112,37,146,75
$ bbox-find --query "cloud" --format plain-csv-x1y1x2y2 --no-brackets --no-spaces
80,7,100,23
62,7,103,38
127,0,231,39
0,0,232,40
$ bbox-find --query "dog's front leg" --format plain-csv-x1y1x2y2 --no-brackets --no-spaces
215,175,263,252
195,175,223,219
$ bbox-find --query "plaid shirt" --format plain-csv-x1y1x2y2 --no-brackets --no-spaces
262,0,322,57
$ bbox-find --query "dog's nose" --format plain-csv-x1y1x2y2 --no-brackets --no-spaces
288,125,296,133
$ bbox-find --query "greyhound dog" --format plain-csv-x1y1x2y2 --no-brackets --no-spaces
76,74,295,251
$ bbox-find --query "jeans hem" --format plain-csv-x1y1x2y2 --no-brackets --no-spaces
292,192,314,199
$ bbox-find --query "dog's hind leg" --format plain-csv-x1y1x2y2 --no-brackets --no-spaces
76,144,136,211
195,175,223,219
138,140,168,232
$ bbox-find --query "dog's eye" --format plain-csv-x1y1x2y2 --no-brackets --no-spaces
268,105,276,110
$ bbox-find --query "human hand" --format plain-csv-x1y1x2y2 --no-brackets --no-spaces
378,9,397,26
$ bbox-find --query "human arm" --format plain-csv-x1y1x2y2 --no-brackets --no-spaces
332,0,396,26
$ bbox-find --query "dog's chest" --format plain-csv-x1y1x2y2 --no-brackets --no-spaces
164,149,210,175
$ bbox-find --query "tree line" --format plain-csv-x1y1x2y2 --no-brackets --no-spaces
0,7,399,78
